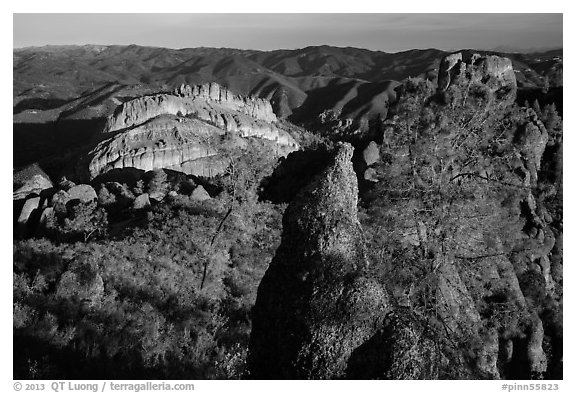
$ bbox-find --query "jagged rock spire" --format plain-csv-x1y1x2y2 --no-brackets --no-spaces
248,143,391,379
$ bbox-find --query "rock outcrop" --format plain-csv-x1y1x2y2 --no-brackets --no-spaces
427,105,556,378
67,185,97,204
88,115,231,179
515,108,549,185
362,141,380,167
75,83,299,181
358,141,381,183
437,52,517,104
105,82,277,132
190,185,211,202
13,174,53,201
49,185,97,208
17,197,41,236
132,193,151,210
248,143,391,379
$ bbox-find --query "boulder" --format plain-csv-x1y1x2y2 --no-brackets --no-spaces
51,190,70,208
132,193,151,210
99,181,136,209
17,197,41,237
190,185,211,202
57,177,76,191
149,190,167,203
38,206,54,226
437,52,464,91
105,182,135,200
248,143,391,379
67,184,97,203
13,174,53,201
362,141,380,166
363,167,378,182
17,197,40,226
35,207,55,236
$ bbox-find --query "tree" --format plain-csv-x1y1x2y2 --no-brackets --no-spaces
49,201,108,242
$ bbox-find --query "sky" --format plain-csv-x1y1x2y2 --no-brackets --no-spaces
13,13,562,53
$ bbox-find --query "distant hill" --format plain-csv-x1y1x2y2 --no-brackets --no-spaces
13,44,562,168
14,44,562,119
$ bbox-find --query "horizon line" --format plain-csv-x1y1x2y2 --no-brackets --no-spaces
12,42,564,55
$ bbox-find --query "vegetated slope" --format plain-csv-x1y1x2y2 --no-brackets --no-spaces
13,131,295,379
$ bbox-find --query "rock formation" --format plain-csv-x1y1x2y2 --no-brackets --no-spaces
358,141,381,184
49,185,97,208
75,83,299,181
424,110,556,378
17,197,41,237
362,141,380,167
67,185,97,203
190,185,211,202
360,61,562,379
515,108,549,185
248,143,391,379
13,174,53,201
105,82,278,132
437,52,517,104
132,193,151,210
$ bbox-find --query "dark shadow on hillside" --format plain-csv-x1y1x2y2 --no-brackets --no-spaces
340,81,396,119
13,98,70,115
14,118,104,172
517,87,563,115
259,147,332,204
13,334,173,380
288,79,358,125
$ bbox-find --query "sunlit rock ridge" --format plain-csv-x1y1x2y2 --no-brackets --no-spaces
79,82,298,180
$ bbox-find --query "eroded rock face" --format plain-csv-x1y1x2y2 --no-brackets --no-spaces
438,52,517,104
248,143,391,379
433,137,557,379
76,83,299,181
105,82,277,132
84,115,228,180
356,71,562,379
